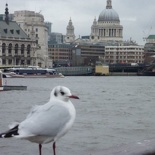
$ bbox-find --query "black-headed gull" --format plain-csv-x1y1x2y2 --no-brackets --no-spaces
0,86,79,155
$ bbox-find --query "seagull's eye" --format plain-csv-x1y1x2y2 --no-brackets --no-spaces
60,91,65,95
54,91,57,96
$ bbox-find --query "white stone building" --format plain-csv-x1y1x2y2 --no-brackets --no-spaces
104,44,144,64
90,0,123,43
65,18,75,43
0,4,37,67
13,10,52,67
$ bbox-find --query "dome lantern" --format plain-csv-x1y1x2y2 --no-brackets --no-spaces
98,0,120,22
106,0,112,9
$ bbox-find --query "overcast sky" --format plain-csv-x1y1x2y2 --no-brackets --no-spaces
1,0,155,45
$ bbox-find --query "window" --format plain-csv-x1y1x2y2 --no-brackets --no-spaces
8,59,12,65
36,28,38,32
27,44,31,55
21,44,25,54
8,43,12,54
2,59,6,65
15,44,18,54
21,60,25,65
2,43,6,53
27,60,30,65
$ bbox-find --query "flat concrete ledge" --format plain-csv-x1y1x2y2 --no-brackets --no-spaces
79,139,155,155
1,85,27,91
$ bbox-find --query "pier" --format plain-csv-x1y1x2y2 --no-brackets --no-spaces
0,70,27,91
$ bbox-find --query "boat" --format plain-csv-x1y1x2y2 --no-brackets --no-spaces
3,66,64,78
138,63,155,76
2,72,25,78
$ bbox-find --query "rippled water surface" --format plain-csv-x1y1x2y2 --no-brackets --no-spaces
0,76,155,155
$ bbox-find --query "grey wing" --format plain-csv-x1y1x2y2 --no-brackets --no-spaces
19,104,71,137
26,105,41,119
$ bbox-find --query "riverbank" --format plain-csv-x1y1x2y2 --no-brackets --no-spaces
109,72,138,76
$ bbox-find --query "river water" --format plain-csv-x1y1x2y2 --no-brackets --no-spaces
0,76,155,155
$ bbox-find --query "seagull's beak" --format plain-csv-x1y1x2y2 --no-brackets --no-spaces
69,95,79,99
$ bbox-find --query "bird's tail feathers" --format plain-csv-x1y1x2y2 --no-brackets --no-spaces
0,125,19,138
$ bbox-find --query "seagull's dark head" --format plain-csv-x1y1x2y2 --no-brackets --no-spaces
51,86,79,102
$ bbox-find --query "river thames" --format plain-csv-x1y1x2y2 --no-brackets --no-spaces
0,76,155,155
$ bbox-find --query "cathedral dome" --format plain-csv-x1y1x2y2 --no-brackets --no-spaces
98,0,120,22
98,8,120,22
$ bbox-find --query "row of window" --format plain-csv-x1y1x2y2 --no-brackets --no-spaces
2,51,31,55
51,53,71,56
25,28,38,32
2,43,31,49
105,56,143,58
27,34,38,38
105,52,144,55
51,57,71,60
106,48,143,50
105,60,144,63
48,49,72,52
2,59,31,65
2,43,31,53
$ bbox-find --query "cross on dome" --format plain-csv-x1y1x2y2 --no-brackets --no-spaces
106,0,112,9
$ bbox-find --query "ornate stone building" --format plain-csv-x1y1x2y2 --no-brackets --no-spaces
65,18,75,43
90,0,123,43
73,0,144,65
13,10,51,67
0,4,37,67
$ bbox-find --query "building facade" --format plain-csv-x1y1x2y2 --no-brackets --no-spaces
48,43,72,67
72,44,105,66
0,4,37,67
144,35,155,64
49,32,64,44
104,44,144,64
71,42,144,66
13,10,51,67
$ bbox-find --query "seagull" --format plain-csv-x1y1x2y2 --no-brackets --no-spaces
0,86,79,155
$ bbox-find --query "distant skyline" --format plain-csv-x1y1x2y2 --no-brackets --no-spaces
1,0,155,45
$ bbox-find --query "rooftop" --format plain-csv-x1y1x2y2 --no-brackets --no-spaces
0,20,29,39
147,35,155,39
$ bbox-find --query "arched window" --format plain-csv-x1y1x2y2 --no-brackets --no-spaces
27,44,31,55
8,43,12,54
21,44,25,54
15,44,18,54
2,43,6,54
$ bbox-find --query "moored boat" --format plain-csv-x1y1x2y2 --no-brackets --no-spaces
3,66,64,78
2,72,25,78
